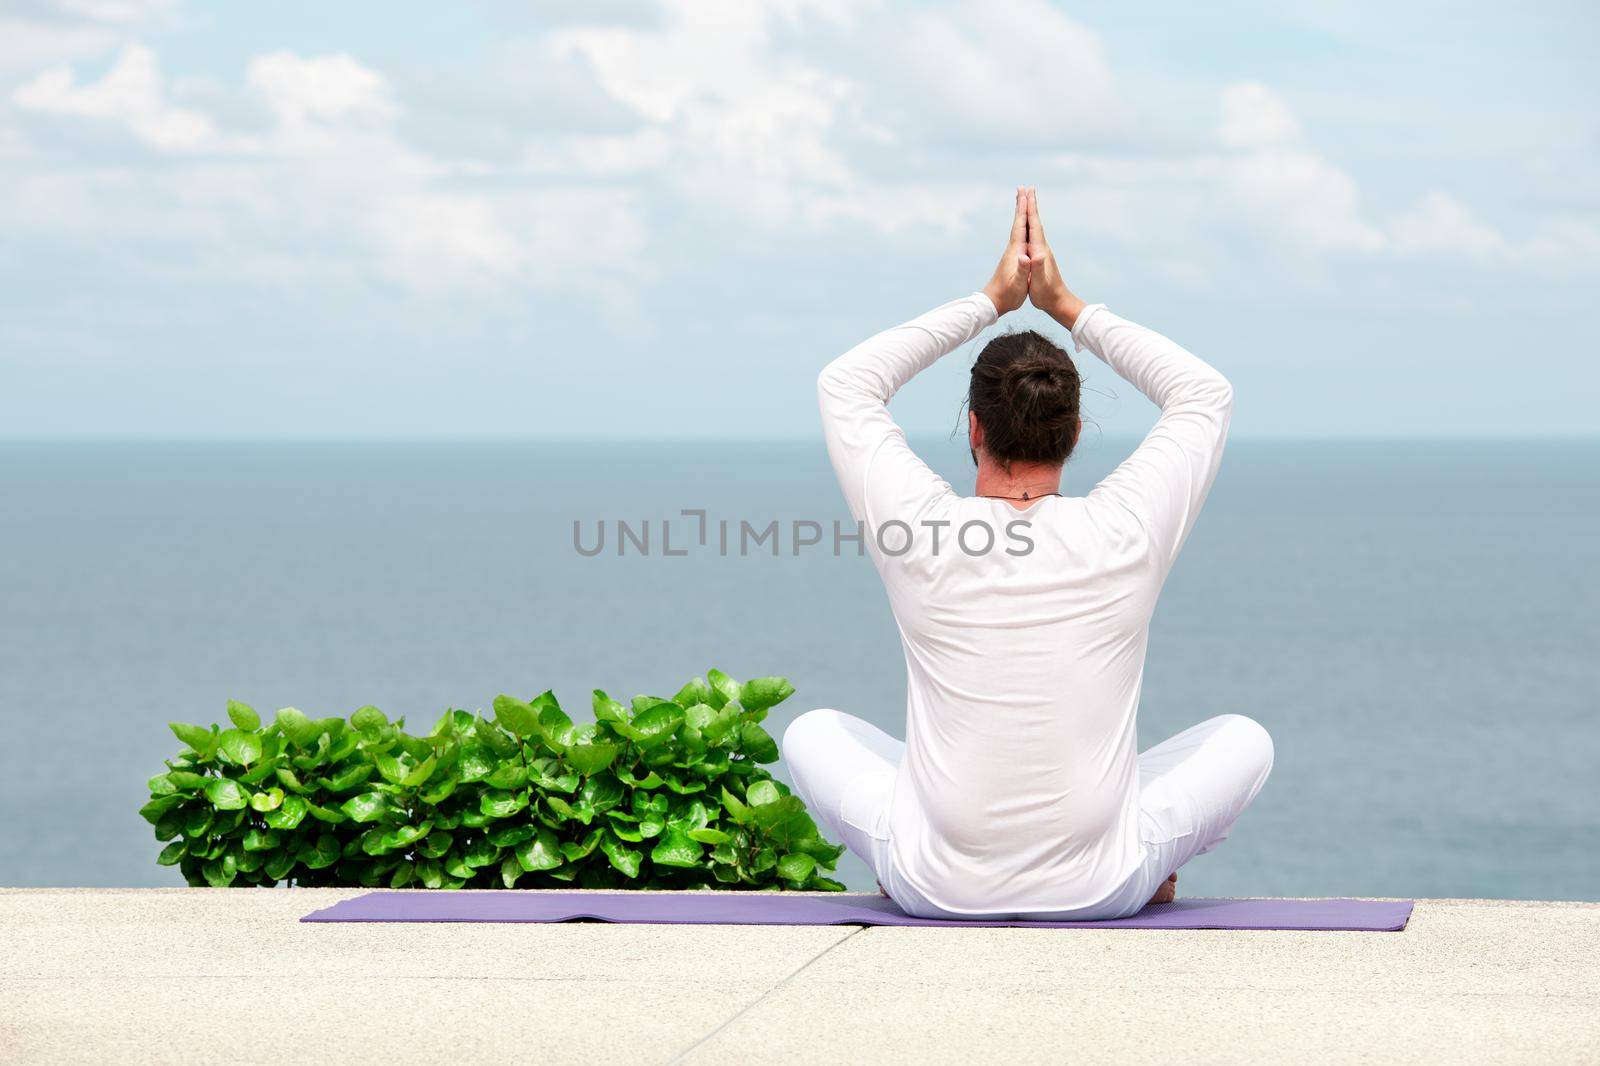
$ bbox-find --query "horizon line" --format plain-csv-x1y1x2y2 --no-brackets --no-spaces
0,433,1597,446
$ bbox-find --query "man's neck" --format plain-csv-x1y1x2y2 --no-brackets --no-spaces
974,457,1064,500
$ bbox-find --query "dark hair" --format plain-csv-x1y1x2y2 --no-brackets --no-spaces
968,330,1081,467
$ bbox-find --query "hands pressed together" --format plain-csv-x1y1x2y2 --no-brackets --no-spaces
982,186,1086,327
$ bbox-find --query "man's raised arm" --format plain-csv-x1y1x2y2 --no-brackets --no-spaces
1024,188,1232,568
818,188,1034,525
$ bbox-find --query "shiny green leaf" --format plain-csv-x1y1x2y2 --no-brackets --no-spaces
480,790,528,818
325,763,373,792
592,690,627,724
484,763,527,790
168,721,215,755
226,700,261,731
419,829,453,858
649,826,703,868
739,722,779,762
402,754,438,788
599,833,642,877
248,787,284,812
458,743,495,783
351,705,388,732
627,702,684,748
341,792,388,823
777,852,817,882
707,668,741,709
203,777,248,810
492,695,539,737
565,740,621,775
217,729,262,766
673,677,713,708
375,754,407,785
274,706,320,748
515,828,563,872
264,794,308,830
537,702,575,751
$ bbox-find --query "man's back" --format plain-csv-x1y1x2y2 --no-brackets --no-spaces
877,491,1167,912
814,290,1233,914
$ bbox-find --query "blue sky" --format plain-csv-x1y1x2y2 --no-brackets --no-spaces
1,1,1595,439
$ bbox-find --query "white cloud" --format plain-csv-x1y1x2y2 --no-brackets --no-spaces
1214,85,1518,262
1041,82,1526,268
367,186,647,292
0,3,1562,317
1391,190,1507,261
247,51,397,131
1219,149,1386,253
14,44,216,150
51,0,175,23
549,1,851,185
6,41,639,294
0,19,111,81
1219,81,1302,149
1048,86,1390,260
0,0,176,81
1213,83,1384,253
523,129,672,176
896,0,1121,144
370,193,525,284
549,2,740,124
547,0,980,233
802,181,990,235
0,0,1594,442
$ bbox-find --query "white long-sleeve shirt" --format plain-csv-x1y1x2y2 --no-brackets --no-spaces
817,292,1233,913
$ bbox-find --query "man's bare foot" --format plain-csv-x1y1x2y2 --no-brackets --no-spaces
1147,872,1178,906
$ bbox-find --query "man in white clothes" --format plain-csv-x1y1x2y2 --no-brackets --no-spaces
782,188,1273,920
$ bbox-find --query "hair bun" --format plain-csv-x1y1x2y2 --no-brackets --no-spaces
999,358,1072,414
967,329,1083,465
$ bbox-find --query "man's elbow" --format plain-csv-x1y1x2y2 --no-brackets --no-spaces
1211,375,1234,413
816,363,840,411
816,360,840,395
1179,372,1233,429
816,357,858,409
1191,365,1232,414
818,350,893,413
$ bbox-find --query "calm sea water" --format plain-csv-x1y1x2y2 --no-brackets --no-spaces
1,438,1596,899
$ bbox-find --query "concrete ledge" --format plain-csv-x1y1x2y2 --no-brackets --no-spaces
2,889,1596,1064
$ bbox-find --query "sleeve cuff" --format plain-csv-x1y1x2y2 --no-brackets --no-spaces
972,290,1000,324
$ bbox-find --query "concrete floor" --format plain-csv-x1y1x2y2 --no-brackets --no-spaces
1,890,1596,1065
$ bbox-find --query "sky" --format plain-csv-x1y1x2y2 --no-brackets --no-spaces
0,0,1596,440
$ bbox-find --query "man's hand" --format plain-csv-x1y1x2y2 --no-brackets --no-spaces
1023,187,1086,328
981,187,1034,315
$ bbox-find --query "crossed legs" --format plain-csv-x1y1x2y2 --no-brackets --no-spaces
782,708,1274,919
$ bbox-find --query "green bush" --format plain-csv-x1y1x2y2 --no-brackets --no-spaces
142,669,846,891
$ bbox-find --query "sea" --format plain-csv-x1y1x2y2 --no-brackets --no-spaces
1,437,1596,900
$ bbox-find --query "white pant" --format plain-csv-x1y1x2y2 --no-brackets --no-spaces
782,710,1274,920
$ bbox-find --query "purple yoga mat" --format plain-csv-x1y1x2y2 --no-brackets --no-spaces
301,891,1412,931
